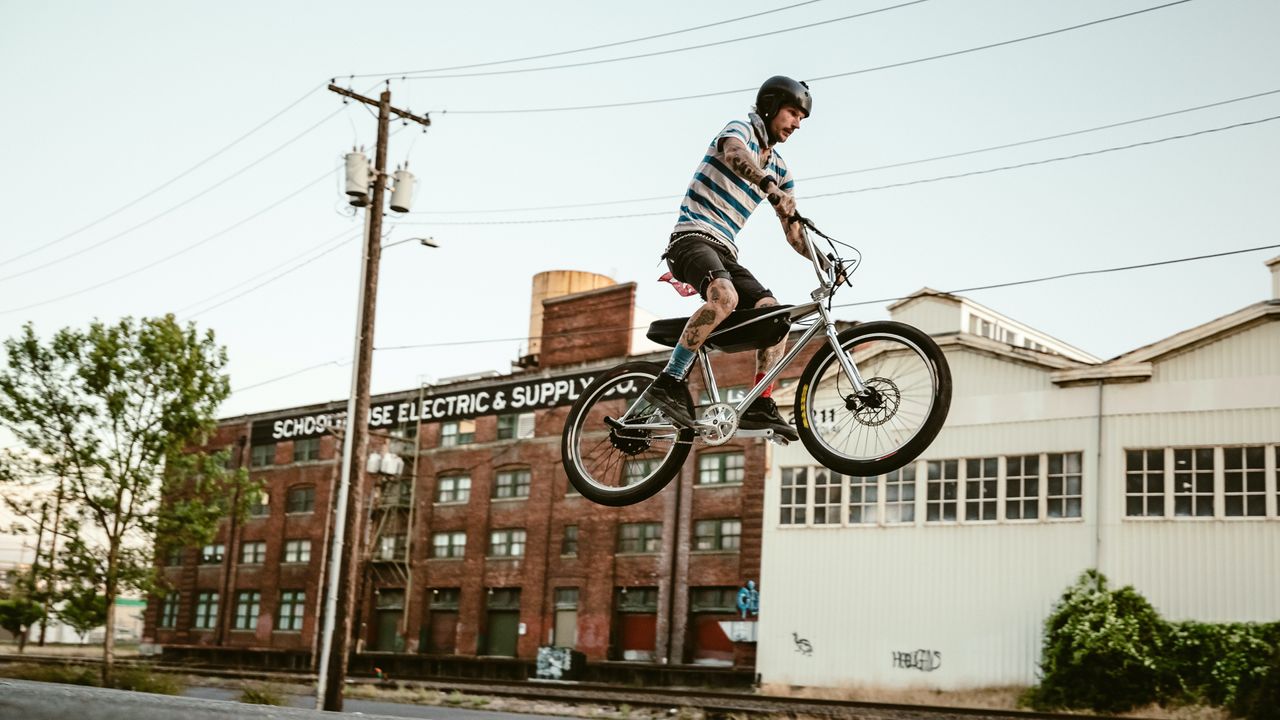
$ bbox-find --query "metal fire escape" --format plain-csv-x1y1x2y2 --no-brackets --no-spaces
361,383,426,650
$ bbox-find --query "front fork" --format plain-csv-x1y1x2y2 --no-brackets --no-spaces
818,303,869,396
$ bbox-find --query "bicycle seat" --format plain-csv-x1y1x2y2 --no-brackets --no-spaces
646,305,794,353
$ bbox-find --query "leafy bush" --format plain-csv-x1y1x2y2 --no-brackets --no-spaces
238,682,287,705
0,662,98,686
1231,647,1280,720
1167,621,1280,707
111,666,183,695
1027,570,1280,715
1026,570,1167,712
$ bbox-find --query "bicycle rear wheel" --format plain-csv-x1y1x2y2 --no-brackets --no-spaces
561,361,693,506
794,321,951,476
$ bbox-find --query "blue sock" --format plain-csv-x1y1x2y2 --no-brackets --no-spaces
663,344,696,380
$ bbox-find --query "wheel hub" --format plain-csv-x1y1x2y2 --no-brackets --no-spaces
846,378,901,427
609,425,652,455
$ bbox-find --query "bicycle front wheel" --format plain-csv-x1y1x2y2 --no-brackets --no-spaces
794,321,951,476
561,361,693,506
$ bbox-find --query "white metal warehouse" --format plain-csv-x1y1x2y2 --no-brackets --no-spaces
757,256,1280,690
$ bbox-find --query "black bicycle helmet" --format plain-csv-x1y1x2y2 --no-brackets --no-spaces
756,75,812,122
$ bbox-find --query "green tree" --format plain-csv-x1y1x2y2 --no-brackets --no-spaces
56,587,109,643
0,597,45,652
0,315,254,685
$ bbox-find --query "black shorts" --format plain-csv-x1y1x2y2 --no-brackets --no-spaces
664,233,774,309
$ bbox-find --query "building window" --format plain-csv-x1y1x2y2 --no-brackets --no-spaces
1224,446,1266,517
293,437,320,462
780,467,807,525
441,420,476,447
489,529,526,558
884,466,916,524
431,531,466,559
200,543,225,565
493,468,531,499
377,534,407,561
1005,455,1040,520
240,541,266,565
561,525,579,556
812,469,843,524
616,587,659,612
497,412,535,440
286,486,315,514
693,519,741,551
698,452,744,485
926,460,959,522
848,473,880,525
1174,448,1214,517
193,592,219,630
690,587,737,612
617,522,662,554
436,474,471,503
277,590,305,631
964,458,998,522
233,591,261,630
159,594,179,628
247,489,270,517
282,539,311,564
1046,452,1084,519
1125,449,1165,517
623,458,661,486
165,546,184,566
250,443,275,468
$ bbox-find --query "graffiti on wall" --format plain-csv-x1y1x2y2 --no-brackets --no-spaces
792,632,813,657
892,649,942,672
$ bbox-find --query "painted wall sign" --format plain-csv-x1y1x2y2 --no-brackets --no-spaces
250,369,635,443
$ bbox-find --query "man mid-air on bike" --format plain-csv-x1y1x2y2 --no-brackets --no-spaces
642,75,824,442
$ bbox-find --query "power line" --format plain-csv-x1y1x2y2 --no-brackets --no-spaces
0,106,344,284
370,241,1280,353
398,0,931,81
348,0,832,78
802,112,1280,201
0,83,325,268
179,228,362,318
430,0,1196,114
410,87,1280,215
0,166,339,316
231,360,351,395
227,232,1276,396
395,111,1280,226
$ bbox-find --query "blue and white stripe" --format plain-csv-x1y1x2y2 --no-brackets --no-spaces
672,117,793,255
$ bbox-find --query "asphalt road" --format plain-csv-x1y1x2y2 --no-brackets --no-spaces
0,679,576,720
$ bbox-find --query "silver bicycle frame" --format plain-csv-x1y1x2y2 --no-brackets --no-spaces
619,221,870,433
703,223,869,419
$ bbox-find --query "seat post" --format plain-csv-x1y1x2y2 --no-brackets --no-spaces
697,349,719,405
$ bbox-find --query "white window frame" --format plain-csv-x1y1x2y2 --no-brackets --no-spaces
240,541,266,565
282,539,311,564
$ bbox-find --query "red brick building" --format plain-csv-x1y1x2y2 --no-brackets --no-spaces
146,280,833,667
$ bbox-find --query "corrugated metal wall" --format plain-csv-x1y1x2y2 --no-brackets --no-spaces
759,318,1280,690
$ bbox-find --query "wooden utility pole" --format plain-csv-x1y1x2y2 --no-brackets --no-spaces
317,83,429,712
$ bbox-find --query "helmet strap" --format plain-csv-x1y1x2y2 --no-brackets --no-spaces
749,112,775,148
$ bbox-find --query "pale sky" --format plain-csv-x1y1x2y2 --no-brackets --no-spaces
2,2,1279,552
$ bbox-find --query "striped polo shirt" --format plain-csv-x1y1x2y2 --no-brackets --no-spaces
672,115,795,256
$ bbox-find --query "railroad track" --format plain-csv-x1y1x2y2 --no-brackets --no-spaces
0,653,1143,720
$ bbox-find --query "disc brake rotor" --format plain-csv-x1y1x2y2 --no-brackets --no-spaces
846,377,902,427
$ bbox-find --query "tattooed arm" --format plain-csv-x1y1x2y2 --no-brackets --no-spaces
718,138,826,269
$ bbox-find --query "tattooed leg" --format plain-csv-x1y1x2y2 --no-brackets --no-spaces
754,296,786,376
679,279,738,352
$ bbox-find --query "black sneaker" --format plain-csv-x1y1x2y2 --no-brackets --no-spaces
641,373,696,429
740,396,800,441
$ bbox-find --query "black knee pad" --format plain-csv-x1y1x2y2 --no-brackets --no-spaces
699,269,733,298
